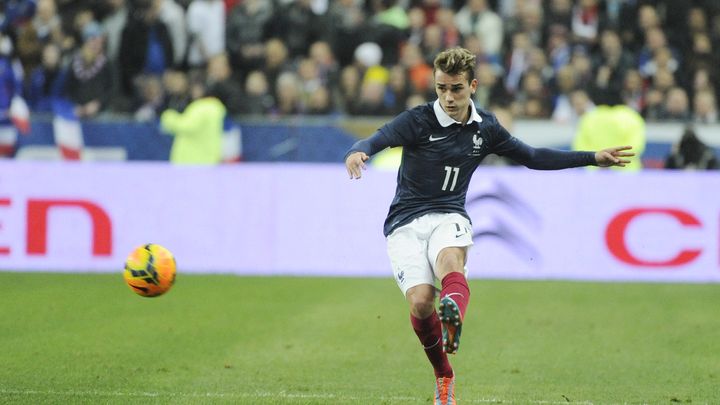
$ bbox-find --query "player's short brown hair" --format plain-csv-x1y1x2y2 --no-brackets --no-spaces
433,47,477,83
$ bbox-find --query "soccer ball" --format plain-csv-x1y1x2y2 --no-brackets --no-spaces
123,244,177,297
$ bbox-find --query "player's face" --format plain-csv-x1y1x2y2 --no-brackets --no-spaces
434,70,478,123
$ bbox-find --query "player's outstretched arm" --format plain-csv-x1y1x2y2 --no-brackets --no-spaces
346,151,369,179
594,146,635,167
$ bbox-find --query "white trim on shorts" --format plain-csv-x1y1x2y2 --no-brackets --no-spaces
386,212,473,296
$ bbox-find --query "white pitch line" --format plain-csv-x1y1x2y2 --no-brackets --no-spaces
0,388,657,404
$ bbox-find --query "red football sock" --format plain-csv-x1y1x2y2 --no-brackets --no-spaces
411,312,453,378
441,272,470,319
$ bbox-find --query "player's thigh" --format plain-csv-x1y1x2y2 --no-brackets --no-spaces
386,226,434,297
427,213,474,274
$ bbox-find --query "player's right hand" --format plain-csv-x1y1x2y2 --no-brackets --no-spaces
345,152,369,179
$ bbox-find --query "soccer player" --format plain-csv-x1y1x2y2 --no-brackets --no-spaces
344,47,634,405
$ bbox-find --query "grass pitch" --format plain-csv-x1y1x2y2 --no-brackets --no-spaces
1,273,719,404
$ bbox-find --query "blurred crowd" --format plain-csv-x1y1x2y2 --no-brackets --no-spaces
1,0,719,124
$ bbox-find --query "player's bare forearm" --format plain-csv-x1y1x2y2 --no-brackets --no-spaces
594,145,635,167
345,152,369,179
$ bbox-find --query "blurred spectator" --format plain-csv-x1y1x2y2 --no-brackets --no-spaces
325,0,366,66
101,0,128,62
24,42,65,112
570,0,602,50
186,0,225,68
455,0,502,58
550,64,578,123
205,52,242,114
157,0,187,66
573,102,645,171
354,78,387,116
513,70,551,118
162,69,190,111
504,31,532,93
0,32,24,157
591,29,634,105
621,68,644,113
265,0,320,59
544,0,572,40
406,7,426,46
384,64,410,114
262,38,291,99
473,61,508,109
659,86,690,121
370,0,409,65
118,2,173,98
337,64,361,114
546,25,571,70
693,89,718,124
225,0,272,75
65,22,114,118
274,71,302,115
238,70,273,115
160,78,226,164
308,40,339,89
15,0,59,75
399,42,432,96
569,88,594,118
306,86,332,115
133,74,164,121
664,127,718,170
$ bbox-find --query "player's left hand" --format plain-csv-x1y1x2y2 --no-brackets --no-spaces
595,145,635,167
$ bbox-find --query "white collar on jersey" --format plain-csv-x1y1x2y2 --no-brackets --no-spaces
433,99,483,127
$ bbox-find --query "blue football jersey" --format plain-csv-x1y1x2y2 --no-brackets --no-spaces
347,100,595,236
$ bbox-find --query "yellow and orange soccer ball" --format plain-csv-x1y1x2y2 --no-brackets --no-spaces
123,244,176,297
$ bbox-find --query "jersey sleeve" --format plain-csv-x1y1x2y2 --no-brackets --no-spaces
344,110,420,161
491,118,597,170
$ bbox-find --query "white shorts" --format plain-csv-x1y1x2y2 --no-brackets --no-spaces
386,212,473,296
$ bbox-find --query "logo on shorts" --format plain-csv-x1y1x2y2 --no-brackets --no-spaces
454,223,469,238
397,270,405,284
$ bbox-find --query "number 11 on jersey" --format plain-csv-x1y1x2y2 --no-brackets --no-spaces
442,166,459,191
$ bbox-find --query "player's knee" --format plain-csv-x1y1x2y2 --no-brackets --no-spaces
408,294,435,318
436,248,465,273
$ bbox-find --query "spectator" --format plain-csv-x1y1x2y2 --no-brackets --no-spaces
274,71,302,115
65,22,114,118
621,68,645,113
573,101,645,171
570,0,602,50
100,0,128,63
325,0,366,67
160,78,226,164
659,86,690,121
264,0,320,59
162,69,190,111
693,89,718,124
665,127,718,170
24,42,66,112
157,0,187,66
205,52,242,114
0,32,24,157
225,0,272,75
238,70,273,115
186,0,225,68
337,64,361,114
454,0,503,58
133,74,165,121
118,2,173,98
262,38,291,100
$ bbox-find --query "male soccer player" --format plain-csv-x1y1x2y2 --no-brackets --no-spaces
344,47,633,405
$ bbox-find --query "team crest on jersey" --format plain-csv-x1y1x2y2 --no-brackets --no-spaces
469,131,484,156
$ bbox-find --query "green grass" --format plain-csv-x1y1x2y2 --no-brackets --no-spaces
0,273,719,404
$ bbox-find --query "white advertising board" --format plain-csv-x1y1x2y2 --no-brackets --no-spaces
1,161,718,282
